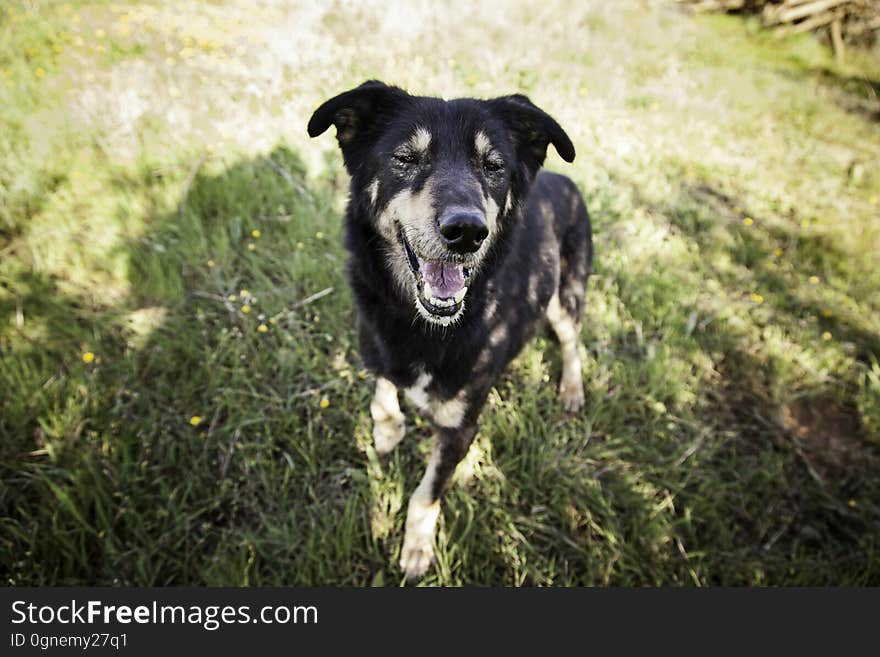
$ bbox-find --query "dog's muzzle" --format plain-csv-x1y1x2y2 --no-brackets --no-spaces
399,230,471,322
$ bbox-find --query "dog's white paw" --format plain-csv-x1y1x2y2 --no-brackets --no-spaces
373,417,405,455
560,380,585,413
399,532,436,580
399,497,440,580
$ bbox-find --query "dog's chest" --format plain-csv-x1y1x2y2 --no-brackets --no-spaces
402,371,468,429
403,371,433,409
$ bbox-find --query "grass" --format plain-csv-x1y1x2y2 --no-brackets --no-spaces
1,0,879,586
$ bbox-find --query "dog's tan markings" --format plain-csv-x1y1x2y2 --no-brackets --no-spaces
404,372,432,410
376,182,435,241
546,291,585,412
431,393,467,429
407,126,432,155
483,193,499,234
400,442,442,578
405,373,466,428
376,180,437,296
367,178,379,206
474,130,492,158
371,377,405,454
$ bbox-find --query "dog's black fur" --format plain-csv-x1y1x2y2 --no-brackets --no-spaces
309,81,592,579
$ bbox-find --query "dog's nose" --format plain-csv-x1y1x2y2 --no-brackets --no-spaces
439,211,488,254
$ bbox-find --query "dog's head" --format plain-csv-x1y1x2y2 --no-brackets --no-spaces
308,80,574,326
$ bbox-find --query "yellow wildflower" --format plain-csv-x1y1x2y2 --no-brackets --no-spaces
228,294,237,302
315,231,324,239
240,289,249,297
247,243,256,251
848,499,857,508
82,351,95,363
251,229,261,238
319,398,330,409
207,259,216,267
296,242,304,249
35,67,46,78
742,217,753,226
772,248,782,257
750,293,764,304
257,324,268,333
822,331,832,341
809,276,819,285
241,305,251,314
189,415,203,426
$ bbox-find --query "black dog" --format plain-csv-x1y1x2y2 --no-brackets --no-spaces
308,81,592,579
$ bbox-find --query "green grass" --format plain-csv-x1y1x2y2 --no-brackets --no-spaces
1,1,879,586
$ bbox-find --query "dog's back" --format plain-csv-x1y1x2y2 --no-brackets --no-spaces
525,171,593,321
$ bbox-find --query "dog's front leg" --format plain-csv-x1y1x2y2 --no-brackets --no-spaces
399,424,477,580
371,377,406,454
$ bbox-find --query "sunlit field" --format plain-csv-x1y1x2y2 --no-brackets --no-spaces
2,0,879,586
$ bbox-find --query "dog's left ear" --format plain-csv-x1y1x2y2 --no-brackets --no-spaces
308,80,410,171
488,94,575,171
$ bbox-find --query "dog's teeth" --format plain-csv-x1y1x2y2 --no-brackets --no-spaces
453,287,467,303
429,296,453,307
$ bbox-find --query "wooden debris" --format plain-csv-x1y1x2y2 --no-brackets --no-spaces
831,17,845,63
677,0,880,47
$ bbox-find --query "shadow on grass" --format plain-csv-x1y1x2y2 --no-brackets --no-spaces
659,181,878,579
1,146,388,585
804,67,880,124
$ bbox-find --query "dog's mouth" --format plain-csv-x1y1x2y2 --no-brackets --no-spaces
399,230,470,322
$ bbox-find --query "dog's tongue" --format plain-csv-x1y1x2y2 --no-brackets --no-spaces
420,260,464,299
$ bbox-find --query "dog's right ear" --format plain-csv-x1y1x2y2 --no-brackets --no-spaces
308,81,410,169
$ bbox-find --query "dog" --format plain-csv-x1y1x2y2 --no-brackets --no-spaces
308,81,592,580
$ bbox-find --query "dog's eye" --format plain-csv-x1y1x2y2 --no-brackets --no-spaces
394,152,419,165
484,157,504,173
